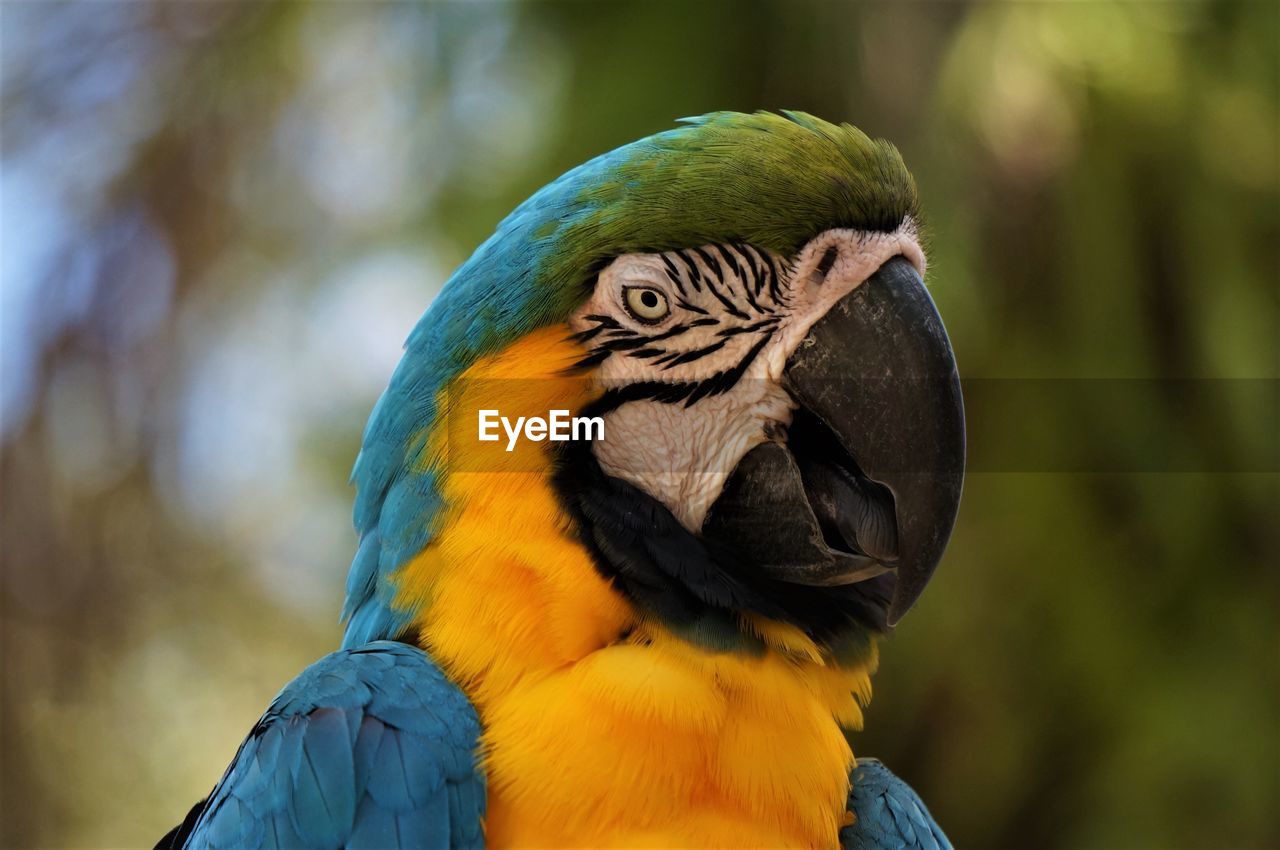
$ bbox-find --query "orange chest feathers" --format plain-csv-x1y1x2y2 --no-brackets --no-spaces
391,328,874,849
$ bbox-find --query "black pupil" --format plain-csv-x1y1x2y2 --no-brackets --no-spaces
640,291,659,309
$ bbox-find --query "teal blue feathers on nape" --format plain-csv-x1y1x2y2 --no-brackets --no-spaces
340,112,917,646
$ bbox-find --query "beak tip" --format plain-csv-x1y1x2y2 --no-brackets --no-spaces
885,583,923,627
884,582,918,627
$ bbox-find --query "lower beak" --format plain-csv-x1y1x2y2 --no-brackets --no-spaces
703,257,965,627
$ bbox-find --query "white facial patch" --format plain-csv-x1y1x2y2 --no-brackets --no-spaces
569,221,925,530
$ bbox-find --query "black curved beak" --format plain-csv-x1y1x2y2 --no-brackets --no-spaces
703,257,965,627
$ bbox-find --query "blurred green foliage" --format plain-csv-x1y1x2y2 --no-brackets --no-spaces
1,2,1275,848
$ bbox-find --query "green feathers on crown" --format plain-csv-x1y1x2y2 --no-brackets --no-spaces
545,110,919,298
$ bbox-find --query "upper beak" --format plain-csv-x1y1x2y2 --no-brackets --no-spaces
703,256,965,627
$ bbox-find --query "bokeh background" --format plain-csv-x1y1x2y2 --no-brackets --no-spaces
2,1,1276,848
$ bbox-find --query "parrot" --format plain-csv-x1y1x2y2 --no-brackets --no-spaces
157,111,965,850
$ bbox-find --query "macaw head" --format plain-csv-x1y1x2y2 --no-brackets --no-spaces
342,111,964,659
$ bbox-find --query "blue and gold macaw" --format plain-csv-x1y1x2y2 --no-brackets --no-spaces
158,111,964,850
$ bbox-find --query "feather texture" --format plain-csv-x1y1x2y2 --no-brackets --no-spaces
842,758,952,850
157,641,483,850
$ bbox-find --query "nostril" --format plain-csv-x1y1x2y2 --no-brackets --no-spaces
815,246,839,281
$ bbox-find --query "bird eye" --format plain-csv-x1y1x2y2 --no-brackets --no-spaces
623,286,670,323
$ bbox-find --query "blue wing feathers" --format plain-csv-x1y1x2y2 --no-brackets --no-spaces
446,781,485,848
842,758,952,850
167,641,483,850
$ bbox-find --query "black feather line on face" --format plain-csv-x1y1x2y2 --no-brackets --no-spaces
699,270,751,320
600,335,663,352
767,253,788,304
660,254,687,297
717,317,779,338
648,320,710,341
572,325,609,344
672,250,703,292
715,243,744,283
571,314,624,344
567,348,612,372
740,243,770,298
691,246,723,284
724,243,768,315
592,318,711,355
660,339,728,369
